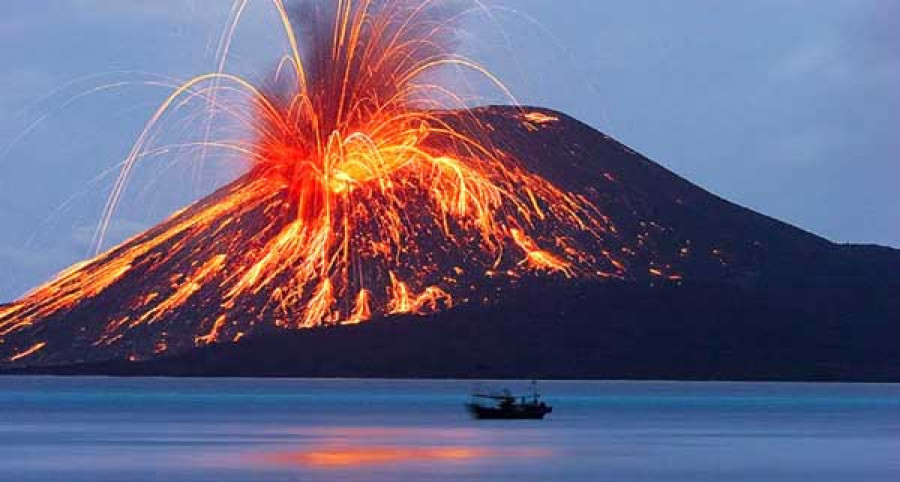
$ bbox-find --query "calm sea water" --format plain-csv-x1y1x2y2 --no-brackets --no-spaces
0,377,898,482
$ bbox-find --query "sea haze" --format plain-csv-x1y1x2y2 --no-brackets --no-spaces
0,378,898,481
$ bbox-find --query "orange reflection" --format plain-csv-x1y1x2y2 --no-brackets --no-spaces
257,445,548,468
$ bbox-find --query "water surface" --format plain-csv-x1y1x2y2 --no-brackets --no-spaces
1,377,898,481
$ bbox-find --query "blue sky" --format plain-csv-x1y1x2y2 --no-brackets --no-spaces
1,0,897,301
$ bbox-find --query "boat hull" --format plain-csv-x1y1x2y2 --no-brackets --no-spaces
466,403,552,420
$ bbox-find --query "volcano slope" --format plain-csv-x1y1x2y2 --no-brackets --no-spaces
2,106,898,380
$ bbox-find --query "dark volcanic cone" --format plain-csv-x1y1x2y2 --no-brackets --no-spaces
1,106,898,368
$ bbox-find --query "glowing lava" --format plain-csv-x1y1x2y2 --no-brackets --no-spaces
0,0,630,363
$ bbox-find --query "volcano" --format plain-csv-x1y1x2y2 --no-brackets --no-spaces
2,105,899,380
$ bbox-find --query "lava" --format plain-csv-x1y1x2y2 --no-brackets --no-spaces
0,0,629,363
7,342,47,363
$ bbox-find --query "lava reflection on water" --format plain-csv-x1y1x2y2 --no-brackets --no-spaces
254,445,549,468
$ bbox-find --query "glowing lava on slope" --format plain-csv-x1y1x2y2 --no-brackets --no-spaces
0,0,641,365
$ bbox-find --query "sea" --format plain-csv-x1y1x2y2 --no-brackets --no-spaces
0,377,898,482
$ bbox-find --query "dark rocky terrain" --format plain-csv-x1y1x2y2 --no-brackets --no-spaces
2,106,898,380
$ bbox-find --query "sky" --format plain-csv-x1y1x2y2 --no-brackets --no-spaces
0,0,897,301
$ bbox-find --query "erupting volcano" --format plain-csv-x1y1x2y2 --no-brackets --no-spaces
2,1,898,375
0,0,633,365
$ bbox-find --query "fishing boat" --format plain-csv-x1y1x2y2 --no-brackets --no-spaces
466,381,552,420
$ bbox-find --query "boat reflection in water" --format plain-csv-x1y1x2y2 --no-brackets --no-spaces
467,381,552,420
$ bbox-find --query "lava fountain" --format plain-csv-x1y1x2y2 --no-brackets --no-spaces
0,0,627,364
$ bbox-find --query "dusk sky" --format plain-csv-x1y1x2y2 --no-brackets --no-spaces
1,0,897,301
